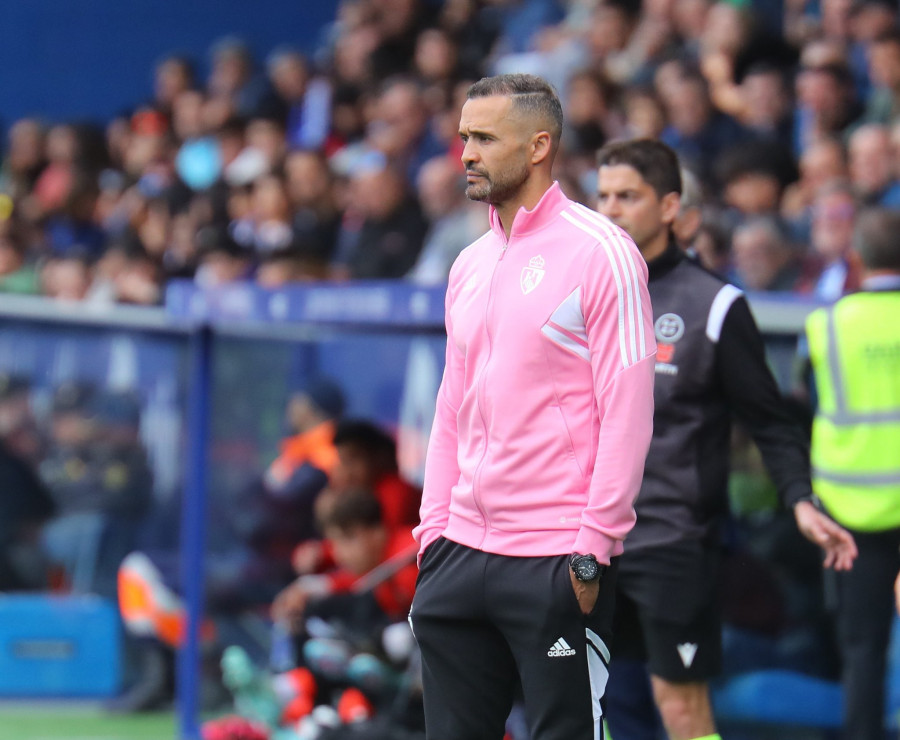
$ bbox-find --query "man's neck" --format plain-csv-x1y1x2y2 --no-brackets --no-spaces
639,232,670,264
495,174,554,239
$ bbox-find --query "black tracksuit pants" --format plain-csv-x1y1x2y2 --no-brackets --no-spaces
409,537,618,740
831,527,900,740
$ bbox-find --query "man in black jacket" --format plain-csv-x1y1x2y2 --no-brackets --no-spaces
595,139,857,740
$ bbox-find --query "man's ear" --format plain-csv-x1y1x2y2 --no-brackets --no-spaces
531,131,553,165
660,191,682,225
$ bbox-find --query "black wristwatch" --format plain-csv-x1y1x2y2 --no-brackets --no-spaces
570,553,606,582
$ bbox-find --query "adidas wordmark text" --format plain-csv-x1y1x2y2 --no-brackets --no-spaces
548,637,576,657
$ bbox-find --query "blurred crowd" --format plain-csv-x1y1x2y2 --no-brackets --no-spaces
0,361,428,730
0,373,152,597
1,0,899,305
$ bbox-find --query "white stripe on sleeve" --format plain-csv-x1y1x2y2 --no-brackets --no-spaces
572,203,648,364
561,209,630,368
706,284,743,342
562,207,646,368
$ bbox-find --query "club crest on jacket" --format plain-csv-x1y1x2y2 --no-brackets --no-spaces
521,255,546,295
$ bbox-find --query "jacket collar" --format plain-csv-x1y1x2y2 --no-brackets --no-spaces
488,181,568,242
646,239,683,282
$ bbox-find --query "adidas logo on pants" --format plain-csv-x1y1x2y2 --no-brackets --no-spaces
547,638,576,657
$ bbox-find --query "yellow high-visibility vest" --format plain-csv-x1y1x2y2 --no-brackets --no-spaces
806,290,900,531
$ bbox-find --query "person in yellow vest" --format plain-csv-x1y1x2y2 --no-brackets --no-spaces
806,207,900,740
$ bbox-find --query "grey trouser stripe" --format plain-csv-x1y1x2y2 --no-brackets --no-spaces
586,627,610,740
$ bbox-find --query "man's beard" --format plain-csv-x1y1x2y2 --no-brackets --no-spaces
465,160,530,205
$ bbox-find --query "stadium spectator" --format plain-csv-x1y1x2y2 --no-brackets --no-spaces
323,83,367,157
847,122,900,206
331,159,427,280
736,62,795,145
206,36,270,125
192,225,254,288
716,139,797,219
329,11,383,89
697,1,757,118
793,60,860,156
366,0,440,80
731,216,803,292
40,253,94,302
224,114,286,188
861,28,900,126
781,136,847,238
563,68,624,154
366,76,448,183
255,247,330,287
87,239,162,306
0,211,40,295
121,108,171,184
805,181,862,301
561,68,627,194
152,54,196,120
406,155,487,285
264,47,332,152
230,173,294,255
31,124,81,221
283,149,342,264
622,86,668,140
0,118,46,202
660,70,746,181
413,26,461,92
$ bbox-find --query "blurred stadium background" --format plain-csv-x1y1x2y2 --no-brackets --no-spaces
3,0,900,739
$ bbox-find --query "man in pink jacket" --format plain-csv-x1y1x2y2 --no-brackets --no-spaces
409,74,656,740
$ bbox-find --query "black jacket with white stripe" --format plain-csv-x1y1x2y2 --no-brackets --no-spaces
627,241,812,552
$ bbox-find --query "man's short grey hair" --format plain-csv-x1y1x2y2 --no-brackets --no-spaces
854,208,900,271
467,74,563,147
679,167,703,213
733,215,791,253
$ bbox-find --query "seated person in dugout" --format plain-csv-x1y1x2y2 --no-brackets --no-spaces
112,377,346,712
288,418,421,578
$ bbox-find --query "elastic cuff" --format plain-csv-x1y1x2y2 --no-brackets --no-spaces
571,529,617,565
782,480,814,509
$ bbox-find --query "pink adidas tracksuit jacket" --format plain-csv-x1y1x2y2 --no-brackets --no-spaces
414,182,657,565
